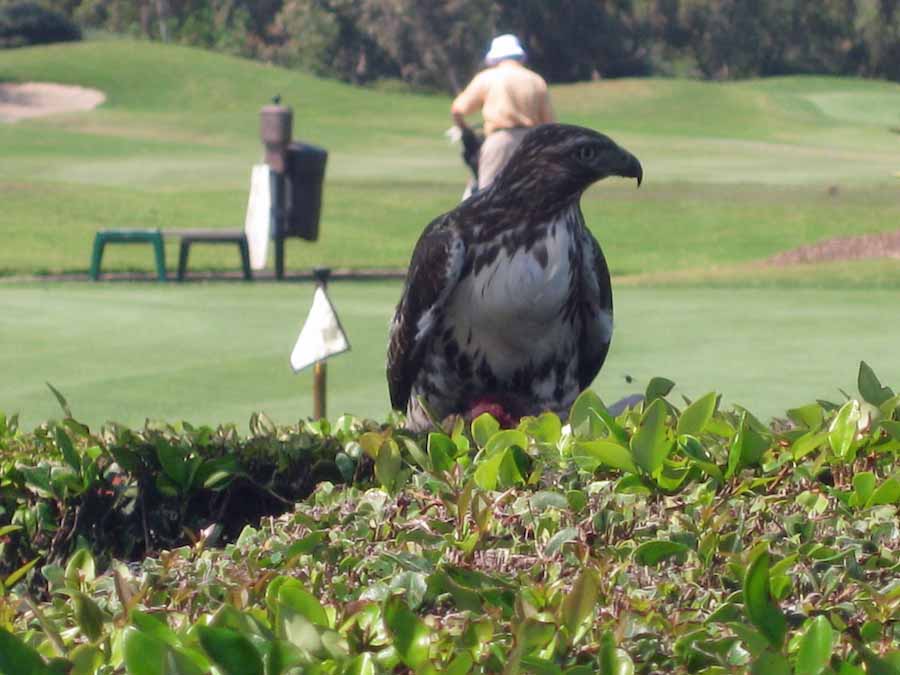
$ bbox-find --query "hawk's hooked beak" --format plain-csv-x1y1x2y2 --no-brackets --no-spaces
617,149,643,188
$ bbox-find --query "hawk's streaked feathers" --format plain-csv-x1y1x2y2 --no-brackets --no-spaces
388,124,642,430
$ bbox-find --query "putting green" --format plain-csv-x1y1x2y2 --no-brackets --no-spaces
2,283,898,429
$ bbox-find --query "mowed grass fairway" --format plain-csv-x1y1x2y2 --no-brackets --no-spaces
1,40,899,278
2,40,899,427
3,283,900,429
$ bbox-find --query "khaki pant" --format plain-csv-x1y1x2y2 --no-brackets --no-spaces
477,127,531,190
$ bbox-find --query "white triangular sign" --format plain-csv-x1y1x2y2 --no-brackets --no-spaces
244,164,271,271
290,286,350,372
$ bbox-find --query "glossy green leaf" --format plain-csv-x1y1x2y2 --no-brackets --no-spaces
866,477,900,507
676,392,718,436
573,440,637,473
727,413,769,477
828,400,860,459
881,419,900,441
344,652,377,675
55,426,80,473
795,615,834,675
569,389,608,439
279,584,329,627
519,413,562,446
375,440,402,492
680,435,724,483
645,377,675,402
544,526,579,557
196,626,264,675
427,433,456,472
517,618,556,651
358,432,386,459
194,455,240,490
155,442,190,491
383,596,430,669
3,556,39,589
854,642,900,675
263,640,304,675
281,613,321,655
322,630,350,661
561,568,598,636
630,398,671,475
473,448,505,491
565,489,587,512
519,655,563,675
72,590,105,641
123,626,205,675
471,413,500,449
743,550,786,649
598,631,634,675
787,404,825,430
445,652,475,675
792,430,828,460
750,650,791,675
401,437,430,472
390,571,428,610
65,548,95,589
858,361,894,407
483,430,529,456
20,465,52,498
530,491,569,512
0,627,52,675
498,445,529,487
130,610,180,648
285,531,326,558
634,540,691,566
851,472,876,507
69,644,103,675
46,382,72,418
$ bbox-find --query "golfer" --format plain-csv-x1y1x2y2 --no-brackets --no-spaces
451,34,556,191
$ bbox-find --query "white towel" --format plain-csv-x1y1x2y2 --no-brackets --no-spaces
244,164,271,271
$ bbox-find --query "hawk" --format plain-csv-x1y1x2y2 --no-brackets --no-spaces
387,124,642,431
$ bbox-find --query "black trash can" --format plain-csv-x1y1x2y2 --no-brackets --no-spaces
284,142,328,242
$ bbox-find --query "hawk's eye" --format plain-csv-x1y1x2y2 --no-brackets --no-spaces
576,145,597,163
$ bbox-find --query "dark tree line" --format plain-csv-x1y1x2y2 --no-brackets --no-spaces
4,0,899,86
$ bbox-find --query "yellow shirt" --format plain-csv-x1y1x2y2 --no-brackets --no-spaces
451,60,555,136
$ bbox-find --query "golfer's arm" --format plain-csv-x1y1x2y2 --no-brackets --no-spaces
451,76,485,128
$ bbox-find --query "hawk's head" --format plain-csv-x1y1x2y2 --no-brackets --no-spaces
490,124,643,209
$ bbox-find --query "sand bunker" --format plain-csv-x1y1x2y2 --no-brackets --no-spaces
766,229,900,266
0,82,105,122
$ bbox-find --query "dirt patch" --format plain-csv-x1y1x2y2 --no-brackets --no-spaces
766,229,900,266
0,82,105,122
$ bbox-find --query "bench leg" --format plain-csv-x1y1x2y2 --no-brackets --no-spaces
239,239,253,281
153,235,167,282
275,237,285,280
177,240,190,282
90,236,105,281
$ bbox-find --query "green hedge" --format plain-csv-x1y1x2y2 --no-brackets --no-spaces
0,389,377,586
0,363,898,673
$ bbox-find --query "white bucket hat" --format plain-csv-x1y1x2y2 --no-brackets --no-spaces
485,34,525,65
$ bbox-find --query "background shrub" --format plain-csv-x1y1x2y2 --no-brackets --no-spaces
0,1,81,48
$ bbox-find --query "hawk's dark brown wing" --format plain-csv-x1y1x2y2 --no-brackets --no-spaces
387,215,466,411
576,225,614,390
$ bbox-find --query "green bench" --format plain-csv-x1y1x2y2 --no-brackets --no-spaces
89,229,253,282
170,229,252,282
90,229,166,281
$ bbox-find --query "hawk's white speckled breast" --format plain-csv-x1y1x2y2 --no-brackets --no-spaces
447,216,575,374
